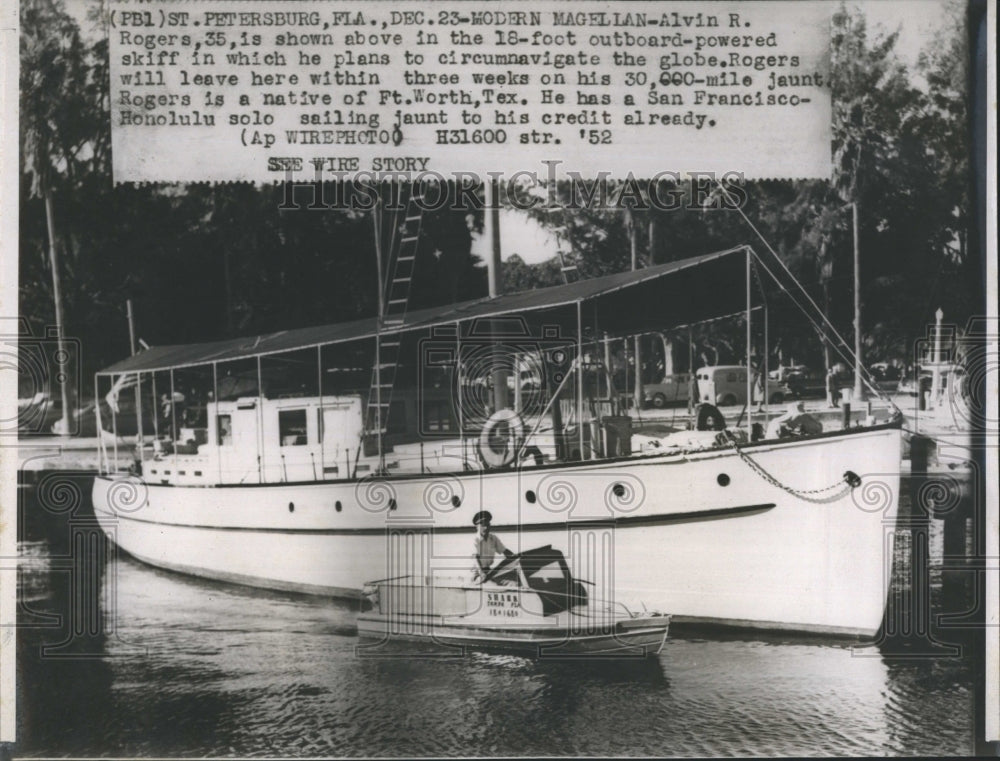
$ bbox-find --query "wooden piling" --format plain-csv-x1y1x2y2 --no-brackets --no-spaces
941,492,972,613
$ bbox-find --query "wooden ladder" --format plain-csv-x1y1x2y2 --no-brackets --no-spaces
364,186,424,443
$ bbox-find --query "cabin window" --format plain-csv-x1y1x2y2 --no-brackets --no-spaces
423,401,453,432
279,409,308,446
217,415,233,445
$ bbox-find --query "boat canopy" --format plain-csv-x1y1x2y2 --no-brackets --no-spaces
98,245,755,375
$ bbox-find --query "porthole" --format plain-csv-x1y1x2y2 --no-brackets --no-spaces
451,495,461,508
288,502,295,512
525,490,536,504
335,500,343,512
717,473,731,487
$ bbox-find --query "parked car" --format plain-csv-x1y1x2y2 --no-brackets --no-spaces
696,365,788,406
870,362,902,392
768,364,808,383
644,373,692,408
898,363,964,399
783,366,826,399
696,366,752,406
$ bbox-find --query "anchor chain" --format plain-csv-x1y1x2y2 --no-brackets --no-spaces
718,432,861,504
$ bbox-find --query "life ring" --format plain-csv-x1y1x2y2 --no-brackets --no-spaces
478,410,525,468
695,403,726,431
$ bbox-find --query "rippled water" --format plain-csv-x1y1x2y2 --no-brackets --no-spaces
15,478,977,757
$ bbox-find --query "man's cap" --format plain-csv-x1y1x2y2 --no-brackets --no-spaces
472,510,493,526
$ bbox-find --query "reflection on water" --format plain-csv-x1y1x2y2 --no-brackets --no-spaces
15,477,976,758
16,544,975,757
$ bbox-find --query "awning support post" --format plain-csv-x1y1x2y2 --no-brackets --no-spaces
170,369,177,475
746,247,752,436
95,375,106,474
256,356,264,483
577,300,584,459
455,322,464,466
151,373,159,440
213,362,221,484
135,373,144,463
111,375,119,469
317,345,324,479
763,295,769,417
688,327,695,414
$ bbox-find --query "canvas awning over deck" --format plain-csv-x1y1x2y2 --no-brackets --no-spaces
98,245,755,375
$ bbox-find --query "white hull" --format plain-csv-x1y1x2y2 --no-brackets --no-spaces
356,617,671,656
92,426,902,636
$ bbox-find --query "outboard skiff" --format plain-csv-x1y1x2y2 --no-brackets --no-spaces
357,546,671,656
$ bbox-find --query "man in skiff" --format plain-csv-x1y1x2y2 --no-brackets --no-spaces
470,510,515,583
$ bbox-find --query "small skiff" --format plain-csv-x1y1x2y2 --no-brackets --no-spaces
357,546,670,657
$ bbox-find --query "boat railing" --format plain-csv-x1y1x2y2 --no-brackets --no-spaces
365,576,640,624
522,586,637,620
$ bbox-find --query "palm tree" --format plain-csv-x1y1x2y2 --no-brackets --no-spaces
20,0,94,431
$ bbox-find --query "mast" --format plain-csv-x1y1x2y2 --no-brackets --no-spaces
127,298,144,459
852,200,863,402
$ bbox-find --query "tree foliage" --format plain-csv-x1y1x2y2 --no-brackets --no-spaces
515,3,976,371
18,0,977,388
18,0,486,381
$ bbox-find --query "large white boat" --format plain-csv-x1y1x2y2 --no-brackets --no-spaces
91,244,903,637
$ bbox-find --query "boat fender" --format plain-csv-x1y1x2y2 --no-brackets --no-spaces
478,409,525,468
843,470,862,489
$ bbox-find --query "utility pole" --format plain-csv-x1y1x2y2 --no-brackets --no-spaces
930,308,944,409
852,201,863,402
630,210,643,411
484,179,507,412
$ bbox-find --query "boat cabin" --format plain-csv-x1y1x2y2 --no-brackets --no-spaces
94,246,889,485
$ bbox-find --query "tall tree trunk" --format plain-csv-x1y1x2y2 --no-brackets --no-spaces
660,334,674,376
44,191,72,434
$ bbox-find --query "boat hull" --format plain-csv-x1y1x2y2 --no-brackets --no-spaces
356,615,671,657
92,425,903,636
